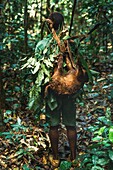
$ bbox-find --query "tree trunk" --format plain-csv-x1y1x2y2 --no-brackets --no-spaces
0,0,6,130
24,0,28,54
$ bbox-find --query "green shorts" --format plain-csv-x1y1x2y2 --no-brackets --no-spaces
46,91,76,127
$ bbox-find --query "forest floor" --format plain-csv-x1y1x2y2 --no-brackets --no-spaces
0,56,113,170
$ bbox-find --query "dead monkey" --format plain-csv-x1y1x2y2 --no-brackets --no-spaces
45,53,88,95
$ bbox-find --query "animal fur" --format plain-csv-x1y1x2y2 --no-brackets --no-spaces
45,54,88,95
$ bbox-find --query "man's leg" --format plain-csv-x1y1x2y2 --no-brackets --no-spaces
49,125,60,168
49,125,59,159
66,126,77,160
62,96,77,160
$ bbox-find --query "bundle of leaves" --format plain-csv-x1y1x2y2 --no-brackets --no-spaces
22,27,92,116
21,34,58,113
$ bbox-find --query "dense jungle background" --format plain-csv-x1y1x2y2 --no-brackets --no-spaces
0,0,113,169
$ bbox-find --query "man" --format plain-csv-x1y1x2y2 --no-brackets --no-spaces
46,12,77,168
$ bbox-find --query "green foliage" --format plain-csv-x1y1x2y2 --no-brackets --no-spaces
1,0,113,169
2,117,27,144
15,148,34,159
80,108,113,169
59,161,72,170
109,126,113,143
22,164,30,170
22,34,58,113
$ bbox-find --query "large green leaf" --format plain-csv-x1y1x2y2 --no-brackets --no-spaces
43,59,53,68
109,126,113,143
35,69,44,86
46,93,58,111
22,164,30,170
59,161,71,170
41,64,50,77
92,155,98,166
98,158,109,166
35,35,52,55
35,38,49,51
109,150,113,160
32,61,40,74
97,126,106,135
91,166,104,170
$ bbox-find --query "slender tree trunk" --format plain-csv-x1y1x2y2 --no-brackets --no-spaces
40,0,43,39
105,32,108,54
40,0,50,39
0,0,5,130
0,62,5,129
24,0,28,54
46,0,50,16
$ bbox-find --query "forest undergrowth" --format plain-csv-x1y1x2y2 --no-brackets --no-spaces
0,55,113,170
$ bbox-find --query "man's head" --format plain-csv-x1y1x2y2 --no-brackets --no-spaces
48,12,64,31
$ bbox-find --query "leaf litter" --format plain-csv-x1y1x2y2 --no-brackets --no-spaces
0,59,113,169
